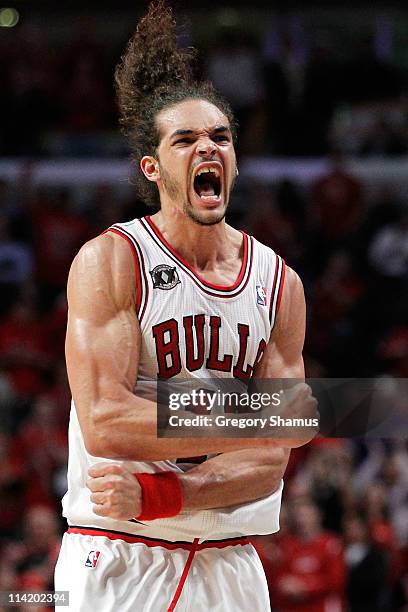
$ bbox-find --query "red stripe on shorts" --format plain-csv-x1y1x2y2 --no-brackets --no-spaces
168,537,199,611
67,526,249,551
68,527,249,611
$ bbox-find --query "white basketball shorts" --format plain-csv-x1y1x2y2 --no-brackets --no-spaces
54,528,271,611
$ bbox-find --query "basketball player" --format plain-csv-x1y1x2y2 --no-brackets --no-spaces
54,2,318,610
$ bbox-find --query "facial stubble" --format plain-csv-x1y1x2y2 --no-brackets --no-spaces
159,163,237,227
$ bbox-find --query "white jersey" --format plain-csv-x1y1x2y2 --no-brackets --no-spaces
62,215,286,543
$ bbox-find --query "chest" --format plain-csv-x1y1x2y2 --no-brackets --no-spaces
140,266,271,380
113,219,280,380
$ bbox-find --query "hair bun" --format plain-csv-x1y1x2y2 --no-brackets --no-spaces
115,0,193,135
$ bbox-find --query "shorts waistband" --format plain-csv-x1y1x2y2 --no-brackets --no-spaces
67,526,250,551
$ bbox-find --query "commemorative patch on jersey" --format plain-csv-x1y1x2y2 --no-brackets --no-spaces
256,284,267,306
150,265,181,290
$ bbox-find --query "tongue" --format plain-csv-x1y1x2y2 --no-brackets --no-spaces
197,182,215,197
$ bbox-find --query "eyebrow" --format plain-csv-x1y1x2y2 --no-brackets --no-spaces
169,126,231,139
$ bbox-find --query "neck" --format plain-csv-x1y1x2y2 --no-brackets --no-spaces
149,206,241,271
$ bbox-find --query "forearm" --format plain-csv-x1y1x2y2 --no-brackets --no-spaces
178,447,290,510
88,448,290,520
83,392,294,460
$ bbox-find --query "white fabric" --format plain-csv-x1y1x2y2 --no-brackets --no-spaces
59,216,285,609
55,532,271,611
62,402,283,540
62,217,285,541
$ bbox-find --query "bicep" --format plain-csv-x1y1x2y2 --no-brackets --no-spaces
66,305,140,403
65,235,140,445
255,266,306,379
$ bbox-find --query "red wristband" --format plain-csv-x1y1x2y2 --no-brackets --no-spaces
133,471,183,521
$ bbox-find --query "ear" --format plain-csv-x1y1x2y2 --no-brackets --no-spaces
140,156,160,183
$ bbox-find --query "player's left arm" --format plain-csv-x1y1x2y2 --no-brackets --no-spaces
87,266,316,517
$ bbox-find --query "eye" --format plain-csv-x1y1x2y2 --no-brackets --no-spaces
214,135,230,143
175,137,194,145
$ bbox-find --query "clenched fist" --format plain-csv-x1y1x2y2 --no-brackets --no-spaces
87,462,142,520
271,382,319,445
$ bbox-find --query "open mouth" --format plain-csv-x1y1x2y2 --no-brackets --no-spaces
193,166,222,200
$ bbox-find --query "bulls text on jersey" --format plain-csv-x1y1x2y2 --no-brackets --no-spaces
152,315,267,380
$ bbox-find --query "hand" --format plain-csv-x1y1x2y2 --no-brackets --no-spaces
277,382,319,443
87,462,142,520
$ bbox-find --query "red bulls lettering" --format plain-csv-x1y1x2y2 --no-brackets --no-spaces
183,315,205,372
206,316,233,372
233,324,252,381
152,319,181,378
152,315,265,380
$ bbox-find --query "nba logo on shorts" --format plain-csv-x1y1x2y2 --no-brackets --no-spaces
85,550,101,568
256,285,267,306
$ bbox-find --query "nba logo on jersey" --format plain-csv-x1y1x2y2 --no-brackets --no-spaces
85,550,101,568
256,285,267,306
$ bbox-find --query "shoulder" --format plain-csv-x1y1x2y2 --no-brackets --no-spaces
283,265,304,297
72,231,135,273
271,264,305,338
68,232,137,311
277,265,305,320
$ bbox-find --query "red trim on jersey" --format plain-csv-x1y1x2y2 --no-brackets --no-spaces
168,538,199,612
275,259,286,318
66,526,249,551
145,215,248,292
103,227,148,322
139,217,253,299
269,256,286,328
269,257,280,323
112,225,150,323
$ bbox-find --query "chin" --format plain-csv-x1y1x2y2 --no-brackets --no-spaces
184,205,227,227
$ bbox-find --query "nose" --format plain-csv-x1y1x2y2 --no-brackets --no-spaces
196,137,217,157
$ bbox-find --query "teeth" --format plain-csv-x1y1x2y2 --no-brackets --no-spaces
196,167,220,178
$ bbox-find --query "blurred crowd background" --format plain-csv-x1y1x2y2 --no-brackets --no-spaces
0,2,407,610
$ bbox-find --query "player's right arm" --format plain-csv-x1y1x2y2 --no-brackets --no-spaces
66,233,283,461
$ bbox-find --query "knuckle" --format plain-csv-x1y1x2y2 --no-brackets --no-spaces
106,478,119,489
296,382,309,394
110,464,122,474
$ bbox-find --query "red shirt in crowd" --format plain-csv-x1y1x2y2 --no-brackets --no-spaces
311,167,362,240
32,208,90,288
256,531,346,612
0,309,52,397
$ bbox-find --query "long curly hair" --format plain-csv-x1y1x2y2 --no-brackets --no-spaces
115,0,236,207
